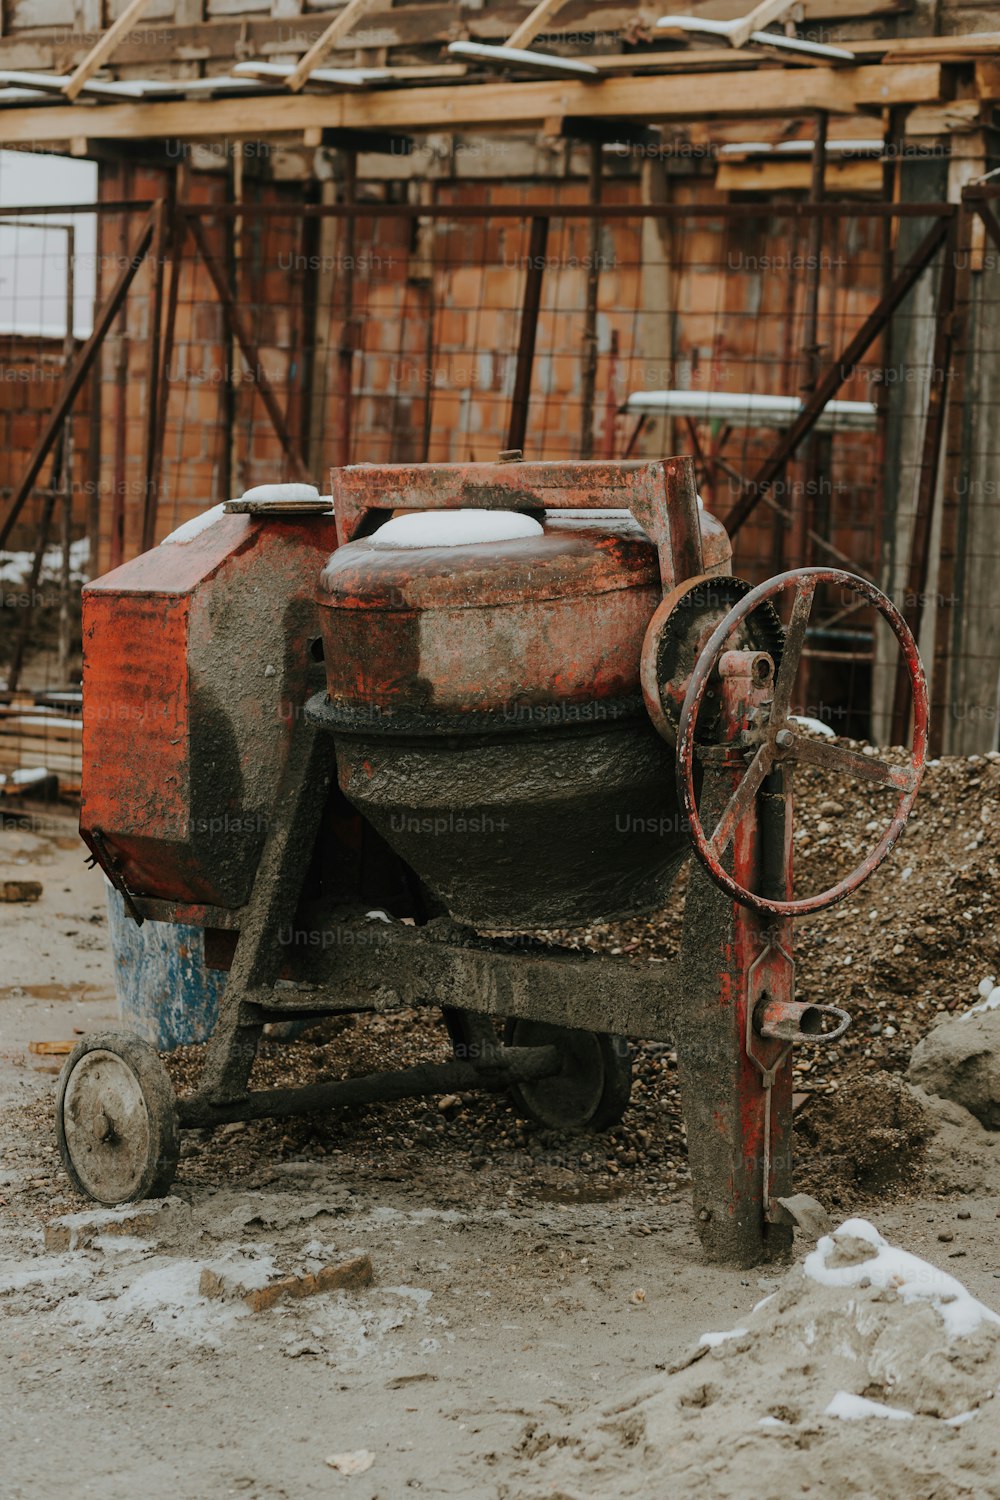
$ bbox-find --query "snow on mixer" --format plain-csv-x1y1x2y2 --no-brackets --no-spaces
59,457,927,1266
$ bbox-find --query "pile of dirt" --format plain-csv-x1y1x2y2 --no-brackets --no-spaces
794,1072,934,1203
503,1217,1000,1500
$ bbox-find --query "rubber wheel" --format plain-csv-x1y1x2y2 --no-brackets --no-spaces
56,1032,180,1205
503,1018,632,1132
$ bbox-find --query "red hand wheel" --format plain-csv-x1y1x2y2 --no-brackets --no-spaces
676,567,928,918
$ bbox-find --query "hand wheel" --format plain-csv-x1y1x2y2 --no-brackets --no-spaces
676,566,928,917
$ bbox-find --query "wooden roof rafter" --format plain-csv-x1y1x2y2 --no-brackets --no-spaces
0,59,959,149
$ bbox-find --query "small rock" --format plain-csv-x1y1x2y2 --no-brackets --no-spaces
0,879,42,903
937,1231,954,1243
325,1451,374,1476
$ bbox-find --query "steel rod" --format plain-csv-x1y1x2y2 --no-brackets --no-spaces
177,1046,561,1128
507,215,548,453
890,210,959,746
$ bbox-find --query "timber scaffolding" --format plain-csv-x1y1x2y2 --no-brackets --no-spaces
0,0,999,764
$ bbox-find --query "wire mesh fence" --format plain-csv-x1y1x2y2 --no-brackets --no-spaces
0,183,996,781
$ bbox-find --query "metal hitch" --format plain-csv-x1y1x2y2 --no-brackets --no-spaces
753,995,850,1044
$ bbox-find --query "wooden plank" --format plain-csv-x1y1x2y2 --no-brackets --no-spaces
286,0,387,90
884,36,1000,65
64,0,157,100
906,99,983,133
506,0,570,50
975,59,1000,99
2,32,956,75
0,62,945,145
715,156,882,192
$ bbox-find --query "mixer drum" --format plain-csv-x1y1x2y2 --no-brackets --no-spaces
313,507,731,929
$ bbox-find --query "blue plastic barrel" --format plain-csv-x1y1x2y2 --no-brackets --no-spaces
105,882,225,1050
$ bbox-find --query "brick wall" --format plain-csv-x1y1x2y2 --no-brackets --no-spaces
0,332,92,555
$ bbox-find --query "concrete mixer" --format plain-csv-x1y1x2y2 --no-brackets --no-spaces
58,456,927,1266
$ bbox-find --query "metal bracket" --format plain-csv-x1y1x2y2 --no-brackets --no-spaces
84,826,144,927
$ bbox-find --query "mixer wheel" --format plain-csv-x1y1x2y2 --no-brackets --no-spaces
56,1032,179,1205
503,1019,632,1132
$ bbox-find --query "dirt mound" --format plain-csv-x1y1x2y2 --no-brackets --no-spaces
795,1072,933,1201
504,1219,1000,1500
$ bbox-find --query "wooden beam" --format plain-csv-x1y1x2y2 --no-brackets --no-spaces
64,0,156,101
715,157,882,192
506,0,570,51
285,0,383,93
0,63,945,147
975,60,1000,101
725,0,799,51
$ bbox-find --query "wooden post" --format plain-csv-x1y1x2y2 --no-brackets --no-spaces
286,0,382,93
140,198,168,552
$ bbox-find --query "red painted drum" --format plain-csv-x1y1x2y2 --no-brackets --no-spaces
312,504,732,930
317,507,732,728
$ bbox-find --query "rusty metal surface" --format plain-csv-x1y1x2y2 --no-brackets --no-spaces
80,510,338,907
242,914,681,1041
677,566,928,917
640,575,784,746
320,516,659,720
675,657,795,1266
177,1047,561,1130
329,459,726,598
311,459,735,927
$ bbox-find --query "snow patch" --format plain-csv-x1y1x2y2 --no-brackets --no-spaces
240,482,320,503
370,509,543,549
698,1326,748,1348
0,1254,92,1295
790,715,835,738
804,1218,1000,1340
115,1259,249,1343
825,1390,914,1422
961,978,1000,1021
160,503,227,544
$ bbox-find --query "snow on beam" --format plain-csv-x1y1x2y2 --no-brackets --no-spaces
447,42,599,78
625,390,878,432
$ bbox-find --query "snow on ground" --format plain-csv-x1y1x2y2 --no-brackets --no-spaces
962,974,1000,1020
0,536,90,585
803,1217,1000,1339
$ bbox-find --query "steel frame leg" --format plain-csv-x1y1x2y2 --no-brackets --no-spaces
194,720,333,1104
677,750,791,1266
